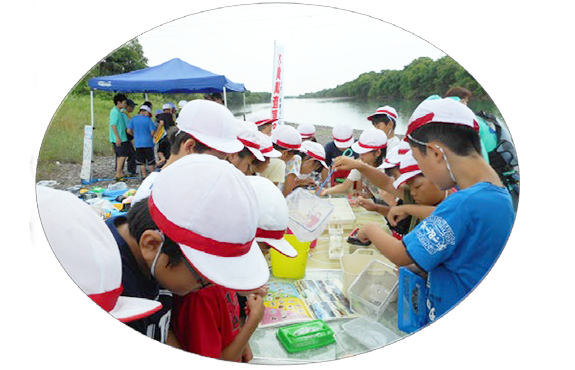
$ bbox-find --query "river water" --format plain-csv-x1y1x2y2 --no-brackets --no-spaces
233,97,505,136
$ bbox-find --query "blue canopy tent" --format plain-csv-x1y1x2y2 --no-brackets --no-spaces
81,58,247,184
88,58,247,127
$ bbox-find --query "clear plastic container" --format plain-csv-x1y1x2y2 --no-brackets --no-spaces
107,181,128,191
286,188,334,242
348,259,398,320
341,317,400,350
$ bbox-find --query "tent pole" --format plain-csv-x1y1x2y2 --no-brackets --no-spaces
243,92,246,120
145,92,149,101
223,87,227,107
90,90,95,128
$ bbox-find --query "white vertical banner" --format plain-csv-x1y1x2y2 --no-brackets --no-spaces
80,125,93,182
271,41,285,128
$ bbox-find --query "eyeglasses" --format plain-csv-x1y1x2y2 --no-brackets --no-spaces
182,257,212,290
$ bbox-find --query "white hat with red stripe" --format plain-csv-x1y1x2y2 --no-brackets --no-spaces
367,105,398,122
175,99,244,154
271,125,302,150
256,132,281,158
148,154,269,291
297,123,316,139
300,140,328,169
351,128,388,154
238,126,265,162
405,97,479,139
248,113,278,127
393,150,423,188
379,140,411,170
246,176,298,258
36,185,163,323
332,124,355,149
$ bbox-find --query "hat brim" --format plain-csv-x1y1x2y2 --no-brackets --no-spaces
393,170,422,189
351,141,374,154
256,237,298,258
334,138,355,149
180,239,270,291
188,130,245,154
110,296,163,323
247,147,265,162
378,160,399,170
262,148,282,158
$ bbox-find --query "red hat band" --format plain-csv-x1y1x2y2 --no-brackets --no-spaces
238,138,259,150
89,286,123,313
400,164,420,174
256,228,286,240
260,145,274,154
333,134,353,143
358,141,387,150
375,110,397,119
148,195,252,257
276,139,301,150
307,151,326,162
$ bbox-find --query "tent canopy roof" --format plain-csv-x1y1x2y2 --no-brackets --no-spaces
88,58,245,94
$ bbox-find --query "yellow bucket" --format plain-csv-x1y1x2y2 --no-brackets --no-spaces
270,234,310,279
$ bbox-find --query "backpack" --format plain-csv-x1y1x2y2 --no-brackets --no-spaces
476,111,520,211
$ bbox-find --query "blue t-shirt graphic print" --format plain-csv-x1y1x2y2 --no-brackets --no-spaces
403,182,514,322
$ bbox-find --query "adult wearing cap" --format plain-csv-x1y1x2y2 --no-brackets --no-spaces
131,99,244,205
321,128,388,202
23,63,38,231
153,155,268,361
367,105,400,153
127,105,158,178
37,186,164,328
248,113,278,136
271,125,303,197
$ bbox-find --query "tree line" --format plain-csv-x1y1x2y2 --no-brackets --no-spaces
298,56,490,101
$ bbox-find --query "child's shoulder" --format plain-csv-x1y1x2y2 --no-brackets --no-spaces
442,182,513,216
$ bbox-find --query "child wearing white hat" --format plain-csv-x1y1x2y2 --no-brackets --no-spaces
251,131,282,177
367,105,400,153
320,128,387,201
152,154,268,362
132,99,244,204
296,140,329,189
248,113,278,136
271,125,303,196
229,123,265,175
297,123,316,141
355,97,515,325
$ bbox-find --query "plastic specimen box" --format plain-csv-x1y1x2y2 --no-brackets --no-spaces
276,320,335,353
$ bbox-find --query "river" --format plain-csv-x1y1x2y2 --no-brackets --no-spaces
233,97,505,136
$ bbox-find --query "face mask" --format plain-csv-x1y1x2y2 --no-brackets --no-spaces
150,230,165,278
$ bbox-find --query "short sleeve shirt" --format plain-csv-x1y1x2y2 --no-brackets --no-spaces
109,107,128,143
172,285,240,359
128,115,156,148
403,182,514,322
347,167,385,200
259,157,286,183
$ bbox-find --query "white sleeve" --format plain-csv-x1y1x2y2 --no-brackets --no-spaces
347,168,362,181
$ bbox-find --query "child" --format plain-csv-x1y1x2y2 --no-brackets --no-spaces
127,105,157,178
229,123,265,175
159,155,269,362
367,105,400,153
131,99,244,204
297,123,317,142
320,128,387,202
248,114,277,136
297,140,329,189
270,125,303,196
355,97,515,323
252,131,282,177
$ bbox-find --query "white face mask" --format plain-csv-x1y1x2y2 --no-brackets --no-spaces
407,134,457,185
150,230,165,278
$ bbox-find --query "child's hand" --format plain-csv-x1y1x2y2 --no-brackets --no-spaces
356,224,374,243
319,188,329,197
238,286,268,298
241,344,254,363
245,294,265,324
333,156,360,171
388,206,409,227
357,196,377,212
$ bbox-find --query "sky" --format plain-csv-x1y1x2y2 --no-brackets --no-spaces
137,4,446,96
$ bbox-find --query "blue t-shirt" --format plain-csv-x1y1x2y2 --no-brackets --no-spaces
403,182,515,323
128,115,156,148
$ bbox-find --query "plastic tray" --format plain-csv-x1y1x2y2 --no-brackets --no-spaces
277,320,335,353
327,198,356,229
348,259,398,320
341,317,400,350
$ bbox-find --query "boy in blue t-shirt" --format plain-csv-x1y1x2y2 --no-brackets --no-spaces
128,105,157,178
355,97,515,324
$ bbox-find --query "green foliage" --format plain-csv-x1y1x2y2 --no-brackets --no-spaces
299,56,492,102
